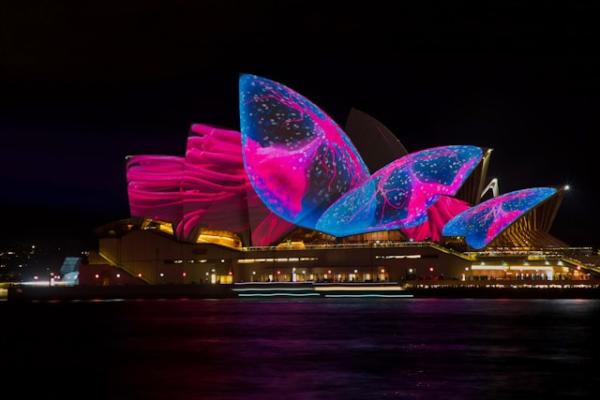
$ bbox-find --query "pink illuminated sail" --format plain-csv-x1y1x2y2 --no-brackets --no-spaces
316,146,483,237
179,124,293,243
401,196,470,241
239,74,370,229
127,155,184,224
443,187,558,249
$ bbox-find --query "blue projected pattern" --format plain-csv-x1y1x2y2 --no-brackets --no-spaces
442,187,557,249
315,146,483,237
239,74,370,229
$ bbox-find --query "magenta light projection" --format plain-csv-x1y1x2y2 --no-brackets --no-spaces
401,195,470,242
247,195,296,246
126,76,491,246
179,124,250,239
179,124,294,243
442,187,557,249
127,155,184,224
239,74,370,229
315,146,483,237
126,124,293,245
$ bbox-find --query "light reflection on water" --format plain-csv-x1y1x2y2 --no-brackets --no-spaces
2,298,599,399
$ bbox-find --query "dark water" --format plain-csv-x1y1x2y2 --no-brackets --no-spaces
1,298,599,399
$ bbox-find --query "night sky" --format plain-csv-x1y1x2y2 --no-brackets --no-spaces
1,2,599,250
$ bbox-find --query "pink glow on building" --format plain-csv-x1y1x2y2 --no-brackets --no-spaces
401,196,470,241
315,146,482,237
240,74,370,228
127,155,184,224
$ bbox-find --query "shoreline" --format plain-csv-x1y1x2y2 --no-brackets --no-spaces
5,283,600,301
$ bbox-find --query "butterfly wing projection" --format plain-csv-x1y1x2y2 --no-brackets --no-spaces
442,187,557,249
239,74,370,229
315,146,483,236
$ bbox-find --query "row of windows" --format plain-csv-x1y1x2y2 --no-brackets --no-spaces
375,254,438,259
238,257,319,264
163,259,226,264
375,255,421,260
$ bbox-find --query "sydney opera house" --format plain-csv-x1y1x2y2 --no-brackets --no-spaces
83,75,600,287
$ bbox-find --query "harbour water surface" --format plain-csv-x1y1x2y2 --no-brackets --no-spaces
2,298,599,399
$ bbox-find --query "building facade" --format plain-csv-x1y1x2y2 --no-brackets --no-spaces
82,75,599,285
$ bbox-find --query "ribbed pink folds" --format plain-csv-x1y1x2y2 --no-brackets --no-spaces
127,155,184,224
127,124,293,245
